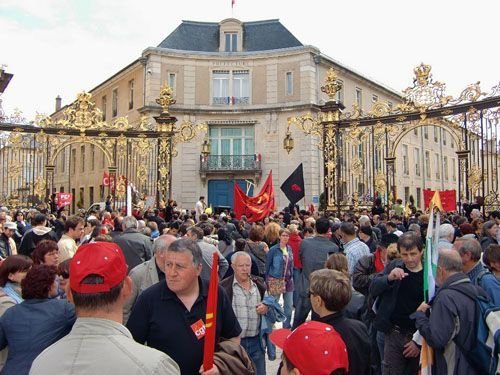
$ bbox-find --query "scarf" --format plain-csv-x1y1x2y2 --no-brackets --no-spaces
2,282,23,304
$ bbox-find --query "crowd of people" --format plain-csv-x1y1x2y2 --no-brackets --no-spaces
0,199,497,374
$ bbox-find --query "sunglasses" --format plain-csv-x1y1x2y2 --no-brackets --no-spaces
59,271,70,279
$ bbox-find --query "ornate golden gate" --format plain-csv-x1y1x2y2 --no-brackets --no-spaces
0,87,206,212
285,64,500,215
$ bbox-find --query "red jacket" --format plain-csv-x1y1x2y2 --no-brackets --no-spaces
288,233,303,269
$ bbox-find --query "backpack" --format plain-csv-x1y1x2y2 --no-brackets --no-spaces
448,280,500,375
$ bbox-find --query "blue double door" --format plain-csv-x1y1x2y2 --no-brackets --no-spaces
208,179,254,210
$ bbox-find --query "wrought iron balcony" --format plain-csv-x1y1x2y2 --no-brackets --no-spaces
200,154,261,172
213,97,250,105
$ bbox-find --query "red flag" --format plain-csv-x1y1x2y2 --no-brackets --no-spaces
103,171,110,187
56,193,72,209
202,252,219,372
423,189,457,212
234,171,275,222
438,190,457,212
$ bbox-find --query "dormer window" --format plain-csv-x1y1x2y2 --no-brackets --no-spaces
219,19,243,52
225,32,238,52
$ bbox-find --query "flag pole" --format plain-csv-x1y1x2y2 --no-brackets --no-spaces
202,252,219,371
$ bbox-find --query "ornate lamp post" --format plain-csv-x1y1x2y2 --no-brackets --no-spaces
284,68,344,214
319,69,345,213
153,84,209,205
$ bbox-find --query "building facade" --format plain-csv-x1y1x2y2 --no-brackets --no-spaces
50,18,460,212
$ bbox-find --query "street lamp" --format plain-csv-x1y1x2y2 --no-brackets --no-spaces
201,139,211,159
283,128,294,154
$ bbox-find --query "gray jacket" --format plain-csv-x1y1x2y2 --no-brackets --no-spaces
297,235,338,296
30,318,180,375
413,273,480,375
123,258,160,324
197,240,229,281
113,229,153,271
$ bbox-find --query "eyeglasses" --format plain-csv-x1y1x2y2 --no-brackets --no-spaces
59,271,70,279
308,290,316,298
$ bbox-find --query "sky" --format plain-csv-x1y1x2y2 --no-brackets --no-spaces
1,0,498,120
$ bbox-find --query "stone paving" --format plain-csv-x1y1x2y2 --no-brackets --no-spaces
265,348,282,374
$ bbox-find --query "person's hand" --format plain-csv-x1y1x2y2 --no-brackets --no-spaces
388,267,408,282
403,340,420,358
199,364,220,375
416,302,430,313
256,303,268,315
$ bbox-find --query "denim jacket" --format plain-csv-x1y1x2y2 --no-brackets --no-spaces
265,244,293,279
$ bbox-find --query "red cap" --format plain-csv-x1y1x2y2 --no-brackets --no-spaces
270,321,349,375
70,242,127,293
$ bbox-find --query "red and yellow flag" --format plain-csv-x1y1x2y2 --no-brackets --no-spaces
233,171,275,222
202,252,219,371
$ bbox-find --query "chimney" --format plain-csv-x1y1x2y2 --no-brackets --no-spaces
55,95,62,112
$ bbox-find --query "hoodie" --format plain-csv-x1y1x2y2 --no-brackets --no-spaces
18,226,58,257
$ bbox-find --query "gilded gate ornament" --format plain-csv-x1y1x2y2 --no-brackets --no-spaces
9,161,22,180
467,165,483,193
321,68,343,101
33,176,46,198
350,157,363,177
375,173,386,193
115,175,127,200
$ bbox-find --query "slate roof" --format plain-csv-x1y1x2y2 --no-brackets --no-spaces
157,19,303,52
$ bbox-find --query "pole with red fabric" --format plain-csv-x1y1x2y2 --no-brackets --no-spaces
202,251,219,371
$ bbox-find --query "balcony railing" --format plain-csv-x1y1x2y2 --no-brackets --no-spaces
200,154,261,172
213,97,249,105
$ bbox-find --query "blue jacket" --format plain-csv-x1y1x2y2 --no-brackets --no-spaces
0,298,75,375
413,273,480,375
467,261,500,306
261,295,286,330
265,244,293,279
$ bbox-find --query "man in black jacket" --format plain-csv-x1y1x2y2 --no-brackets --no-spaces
370,232,424,375
310,268,371,375
352,233,398,375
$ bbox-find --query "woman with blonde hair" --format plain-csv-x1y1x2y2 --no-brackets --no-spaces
264,221,281,248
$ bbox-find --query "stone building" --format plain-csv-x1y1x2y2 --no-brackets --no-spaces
50,18,459,212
